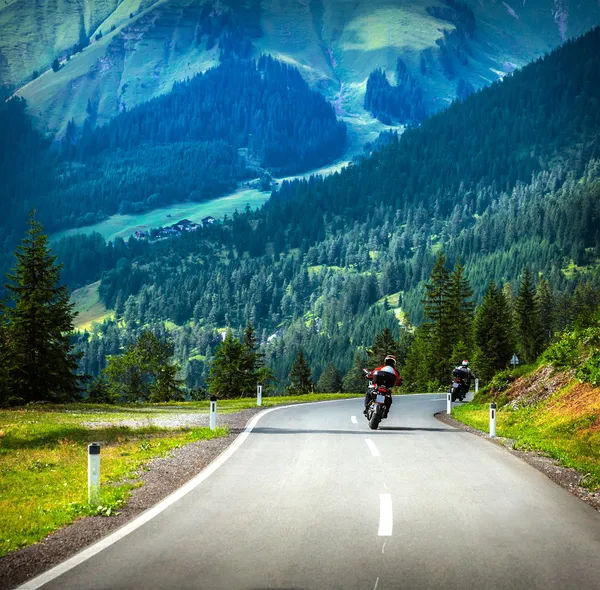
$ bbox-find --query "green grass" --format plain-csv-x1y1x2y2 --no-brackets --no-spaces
71,281,114,331
0,394,361,556
0,405,228,557
51,188,270,244
452,393,600,492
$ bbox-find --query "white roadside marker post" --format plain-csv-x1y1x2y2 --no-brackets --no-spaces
490,403,497,438
88,443,101,505
210,395,217,431
257,383,262,407
447,391,452,414
475,378,479,394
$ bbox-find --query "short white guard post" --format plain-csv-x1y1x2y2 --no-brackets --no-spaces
475,378,479,394
88,443,101,505
257,383,263,407
490,403,497,438
447,391,452,415
210,396,217,431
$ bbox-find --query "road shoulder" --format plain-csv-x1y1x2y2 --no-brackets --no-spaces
435,410,600,513
0,408,263,590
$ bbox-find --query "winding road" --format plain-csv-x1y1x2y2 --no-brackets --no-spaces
22,395,600,589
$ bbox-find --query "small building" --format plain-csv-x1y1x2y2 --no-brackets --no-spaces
135,230,149,239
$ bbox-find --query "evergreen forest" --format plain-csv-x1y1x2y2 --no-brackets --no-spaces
0,55,346,287
3,27,600,399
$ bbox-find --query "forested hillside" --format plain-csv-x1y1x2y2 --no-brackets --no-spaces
0,56,345,285
49,27,600,390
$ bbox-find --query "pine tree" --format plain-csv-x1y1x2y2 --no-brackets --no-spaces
103,331,183,402
367,328,400,366
536,277,555,346
514,268,544,363
0,303,13,405
241,322,264,395
447,259,474,351
473,282,513,381
317,363,343,393
87,376,117,404
5,212,83,403
207,332,247,398
401,325,436,392
343,350,368,393
288,349,313,394
421,251,452,384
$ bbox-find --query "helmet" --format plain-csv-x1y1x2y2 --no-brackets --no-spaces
384,355,396,366
462,359,469,367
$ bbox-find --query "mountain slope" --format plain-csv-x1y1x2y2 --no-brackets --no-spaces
56,26,600,386
9,0,600,144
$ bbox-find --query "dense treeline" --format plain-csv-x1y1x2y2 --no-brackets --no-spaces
78,56,346,174
364,58,426,125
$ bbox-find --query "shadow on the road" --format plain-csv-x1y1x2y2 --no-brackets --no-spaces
250,426,411,435
248,426,459,435
379,426,458,432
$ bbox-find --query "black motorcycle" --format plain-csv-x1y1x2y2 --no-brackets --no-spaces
363,369,395,430
450,376,468,402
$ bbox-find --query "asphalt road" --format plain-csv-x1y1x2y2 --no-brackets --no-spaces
23,395,600,590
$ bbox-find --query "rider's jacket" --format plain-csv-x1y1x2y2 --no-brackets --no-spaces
367,365,402,386
452,366,474,385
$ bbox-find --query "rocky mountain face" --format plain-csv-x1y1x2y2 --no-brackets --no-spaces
3,0,600,145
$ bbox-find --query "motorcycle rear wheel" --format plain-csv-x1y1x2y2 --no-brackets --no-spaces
369,404,382,430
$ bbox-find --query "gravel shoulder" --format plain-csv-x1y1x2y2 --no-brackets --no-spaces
435,410,600,513
0,408,263,590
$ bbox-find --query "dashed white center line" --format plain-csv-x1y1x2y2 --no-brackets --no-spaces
365,438,380,457
378,493,393,536
374,576,380,589
382,542,386,553
351,415,358,424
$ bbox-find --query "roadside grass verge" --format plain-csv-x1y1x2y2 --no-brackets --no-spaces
0,393,361,556
0,407,228,558
452,393,600,493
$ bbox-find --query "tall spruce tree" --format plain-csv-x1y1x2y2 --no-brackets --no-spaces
5,212,82,403
288,349,313,394
241,322,264,395
514,268,544,363
536,277,555,346
421,251,452,384
473,282,513,381
0,304,13,405
447,259,474,353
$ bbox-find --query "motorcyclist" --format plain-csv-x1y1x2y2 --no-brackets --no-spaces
452,359,475,398
363,355,402,417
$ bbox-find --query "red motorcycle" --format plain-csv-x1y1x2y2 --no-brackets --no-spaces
363,369,395,430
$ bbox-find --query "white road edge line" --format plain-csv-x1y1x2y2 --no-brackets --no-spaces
365,438,380,457
351,415,358,424
378,493,393,536
17,398,351,590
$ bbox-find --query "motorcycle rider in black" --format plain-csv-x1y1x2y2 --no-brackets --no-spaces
452,359,475,399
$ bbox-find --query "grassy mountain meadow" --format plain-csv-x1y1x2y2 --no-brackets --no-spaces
6,0,600,144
